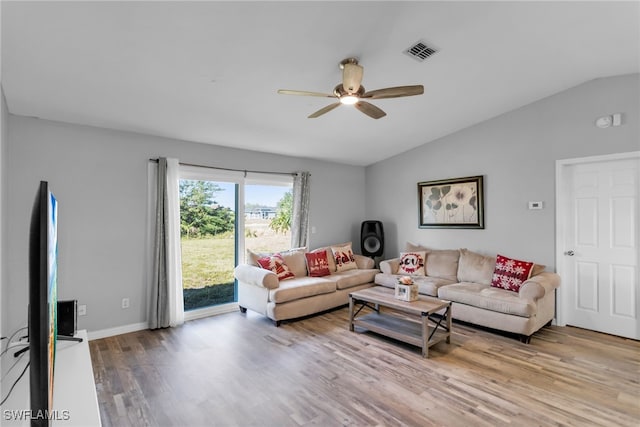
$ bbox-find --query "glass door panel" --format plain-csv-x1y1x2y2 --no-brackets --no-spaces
180,179,237,311
245,183,293,254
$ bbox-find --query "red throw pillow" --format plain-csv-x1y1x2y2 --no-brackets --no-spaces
491,254,535,292
305,251,331,277
256,254,295,281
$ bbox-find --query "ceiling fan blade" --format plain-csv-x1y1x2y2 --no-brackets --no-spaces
354,101,386,119
278,89,336,98
342,62,364,94
308,102,341,118
362,85,424,99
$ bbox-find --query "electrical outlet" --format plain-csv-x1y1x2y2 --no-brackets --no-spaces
121,298,130,309
78,304,87,316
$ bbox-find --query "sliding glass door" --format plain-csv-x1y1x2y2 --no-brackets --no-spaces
178,166,293,315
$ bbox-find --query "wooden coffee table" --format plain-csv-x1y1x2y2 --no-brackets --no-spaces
348,286,452,358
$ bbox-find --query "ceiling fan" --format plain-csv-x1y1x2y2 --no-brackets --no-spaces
277,58,424,119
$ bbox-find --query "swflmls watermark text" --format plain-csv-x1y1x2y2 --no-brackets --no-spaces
3,409,71,421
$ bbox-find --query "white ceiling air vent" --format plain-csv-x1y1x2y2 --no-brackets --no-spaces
404,40,437,62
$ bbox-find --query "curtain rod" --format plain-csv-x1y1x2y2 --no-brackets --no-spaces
149,158,298,177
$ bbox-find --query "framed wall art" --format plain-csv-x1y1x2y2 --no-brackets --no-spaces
418,175,484,229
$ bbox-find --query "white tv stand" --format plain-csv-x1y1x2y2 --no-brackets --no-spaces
1,330,101,426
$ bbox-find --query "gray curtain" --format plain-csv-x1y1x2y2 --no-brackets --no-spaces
149,158,170,329
291,171,311,248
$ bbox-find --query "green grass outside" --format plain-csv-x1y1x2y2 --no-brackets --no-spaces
181,236,235,310
180,223,290,310
181,236,235,289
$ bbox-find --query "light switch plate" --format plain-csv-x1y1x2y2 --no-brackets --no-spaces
612,113,622,126
528,201,543,210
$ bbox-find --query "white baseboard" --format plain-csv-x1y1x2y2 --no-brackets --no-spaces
87,321,149,340
184,302,239,321
87,304,240,340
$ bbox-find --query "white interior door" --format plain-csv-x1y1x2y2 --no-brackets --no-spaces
557,153,639,339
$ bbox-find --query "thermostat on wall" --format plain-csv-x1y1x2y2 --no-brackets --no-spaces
528,201,544,210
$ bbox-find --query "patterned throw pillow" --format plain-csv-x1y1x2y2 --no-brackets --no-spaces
397,251,427,276
305,251,331,277
331,243,357,272
491,254,535,292
256,254,295,281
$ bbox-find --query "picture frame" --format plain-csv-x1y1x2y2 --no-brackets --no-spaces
418,175,484,229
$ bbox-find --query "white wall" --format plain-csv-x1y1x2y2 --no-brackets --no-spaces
4,117,366,335
365,74,640,269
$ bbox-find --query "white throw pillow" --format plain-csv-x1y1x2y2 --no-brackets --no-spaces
331,243,357,272
397,251,427,276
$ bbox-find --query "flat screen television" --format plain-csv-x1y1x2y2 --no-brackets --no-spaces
28,181,58,426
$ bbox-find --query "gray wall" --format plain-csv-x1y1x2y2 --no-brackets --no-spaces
0,89,7,337
4,117,366,335
365,74,640,268
4,73,637,336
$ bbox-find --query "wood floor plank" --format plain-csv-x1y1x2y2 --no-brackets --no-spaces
90,307,640,426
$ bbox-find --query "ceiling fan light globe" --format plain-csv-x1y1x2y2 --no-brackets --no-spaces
340,95,359,105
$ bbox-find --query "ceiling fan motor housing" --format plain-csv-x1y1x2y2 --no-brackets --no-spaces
277,57,424,119
334,84,365,98
340,58,364,94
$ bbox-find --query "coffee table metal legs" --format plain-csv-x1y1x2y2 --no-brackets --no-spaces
348,295,355,332
422,312,430,358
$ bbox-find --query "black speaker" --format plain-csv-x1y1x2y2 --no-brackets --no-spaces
361,220,384,258
57,300,77,337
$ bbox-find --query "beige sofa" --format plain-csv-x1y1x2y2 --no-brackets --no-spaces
234,244,378,326
375,244,560,343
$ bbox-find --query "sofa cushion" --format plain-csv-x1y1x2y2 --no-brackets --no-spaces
256,254,295,281
379,258,399,274
405,241,429,252
457,249,495,285
305,251,331,277
531,264,546,277
438,282,536,317
248,247,308,277
282,248,309,277
331,243,357,272
397,251,427,275
374,273,456,297
269,276,337,303
333,268,378,290
354,254,375,270
425,249,460,281
491,254,535,292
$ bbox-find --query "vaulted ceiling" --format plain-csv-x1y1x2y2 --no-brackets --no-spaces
2,1,638,166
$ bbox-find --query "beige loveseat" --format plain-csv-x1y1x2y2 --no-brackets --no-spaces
375,244,560,343
234,244,378,326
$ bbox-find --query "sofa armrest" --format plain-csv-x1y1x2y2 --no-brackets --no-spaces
379,258,400,274
234,264,279,290
519,272,561,301
354,254,375,269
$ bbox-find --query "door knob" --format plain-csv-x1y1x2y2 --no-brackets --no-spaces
564,250,575,256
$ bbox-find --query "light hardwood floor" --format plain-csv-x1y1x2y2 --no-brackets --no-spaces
89,307,640,426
